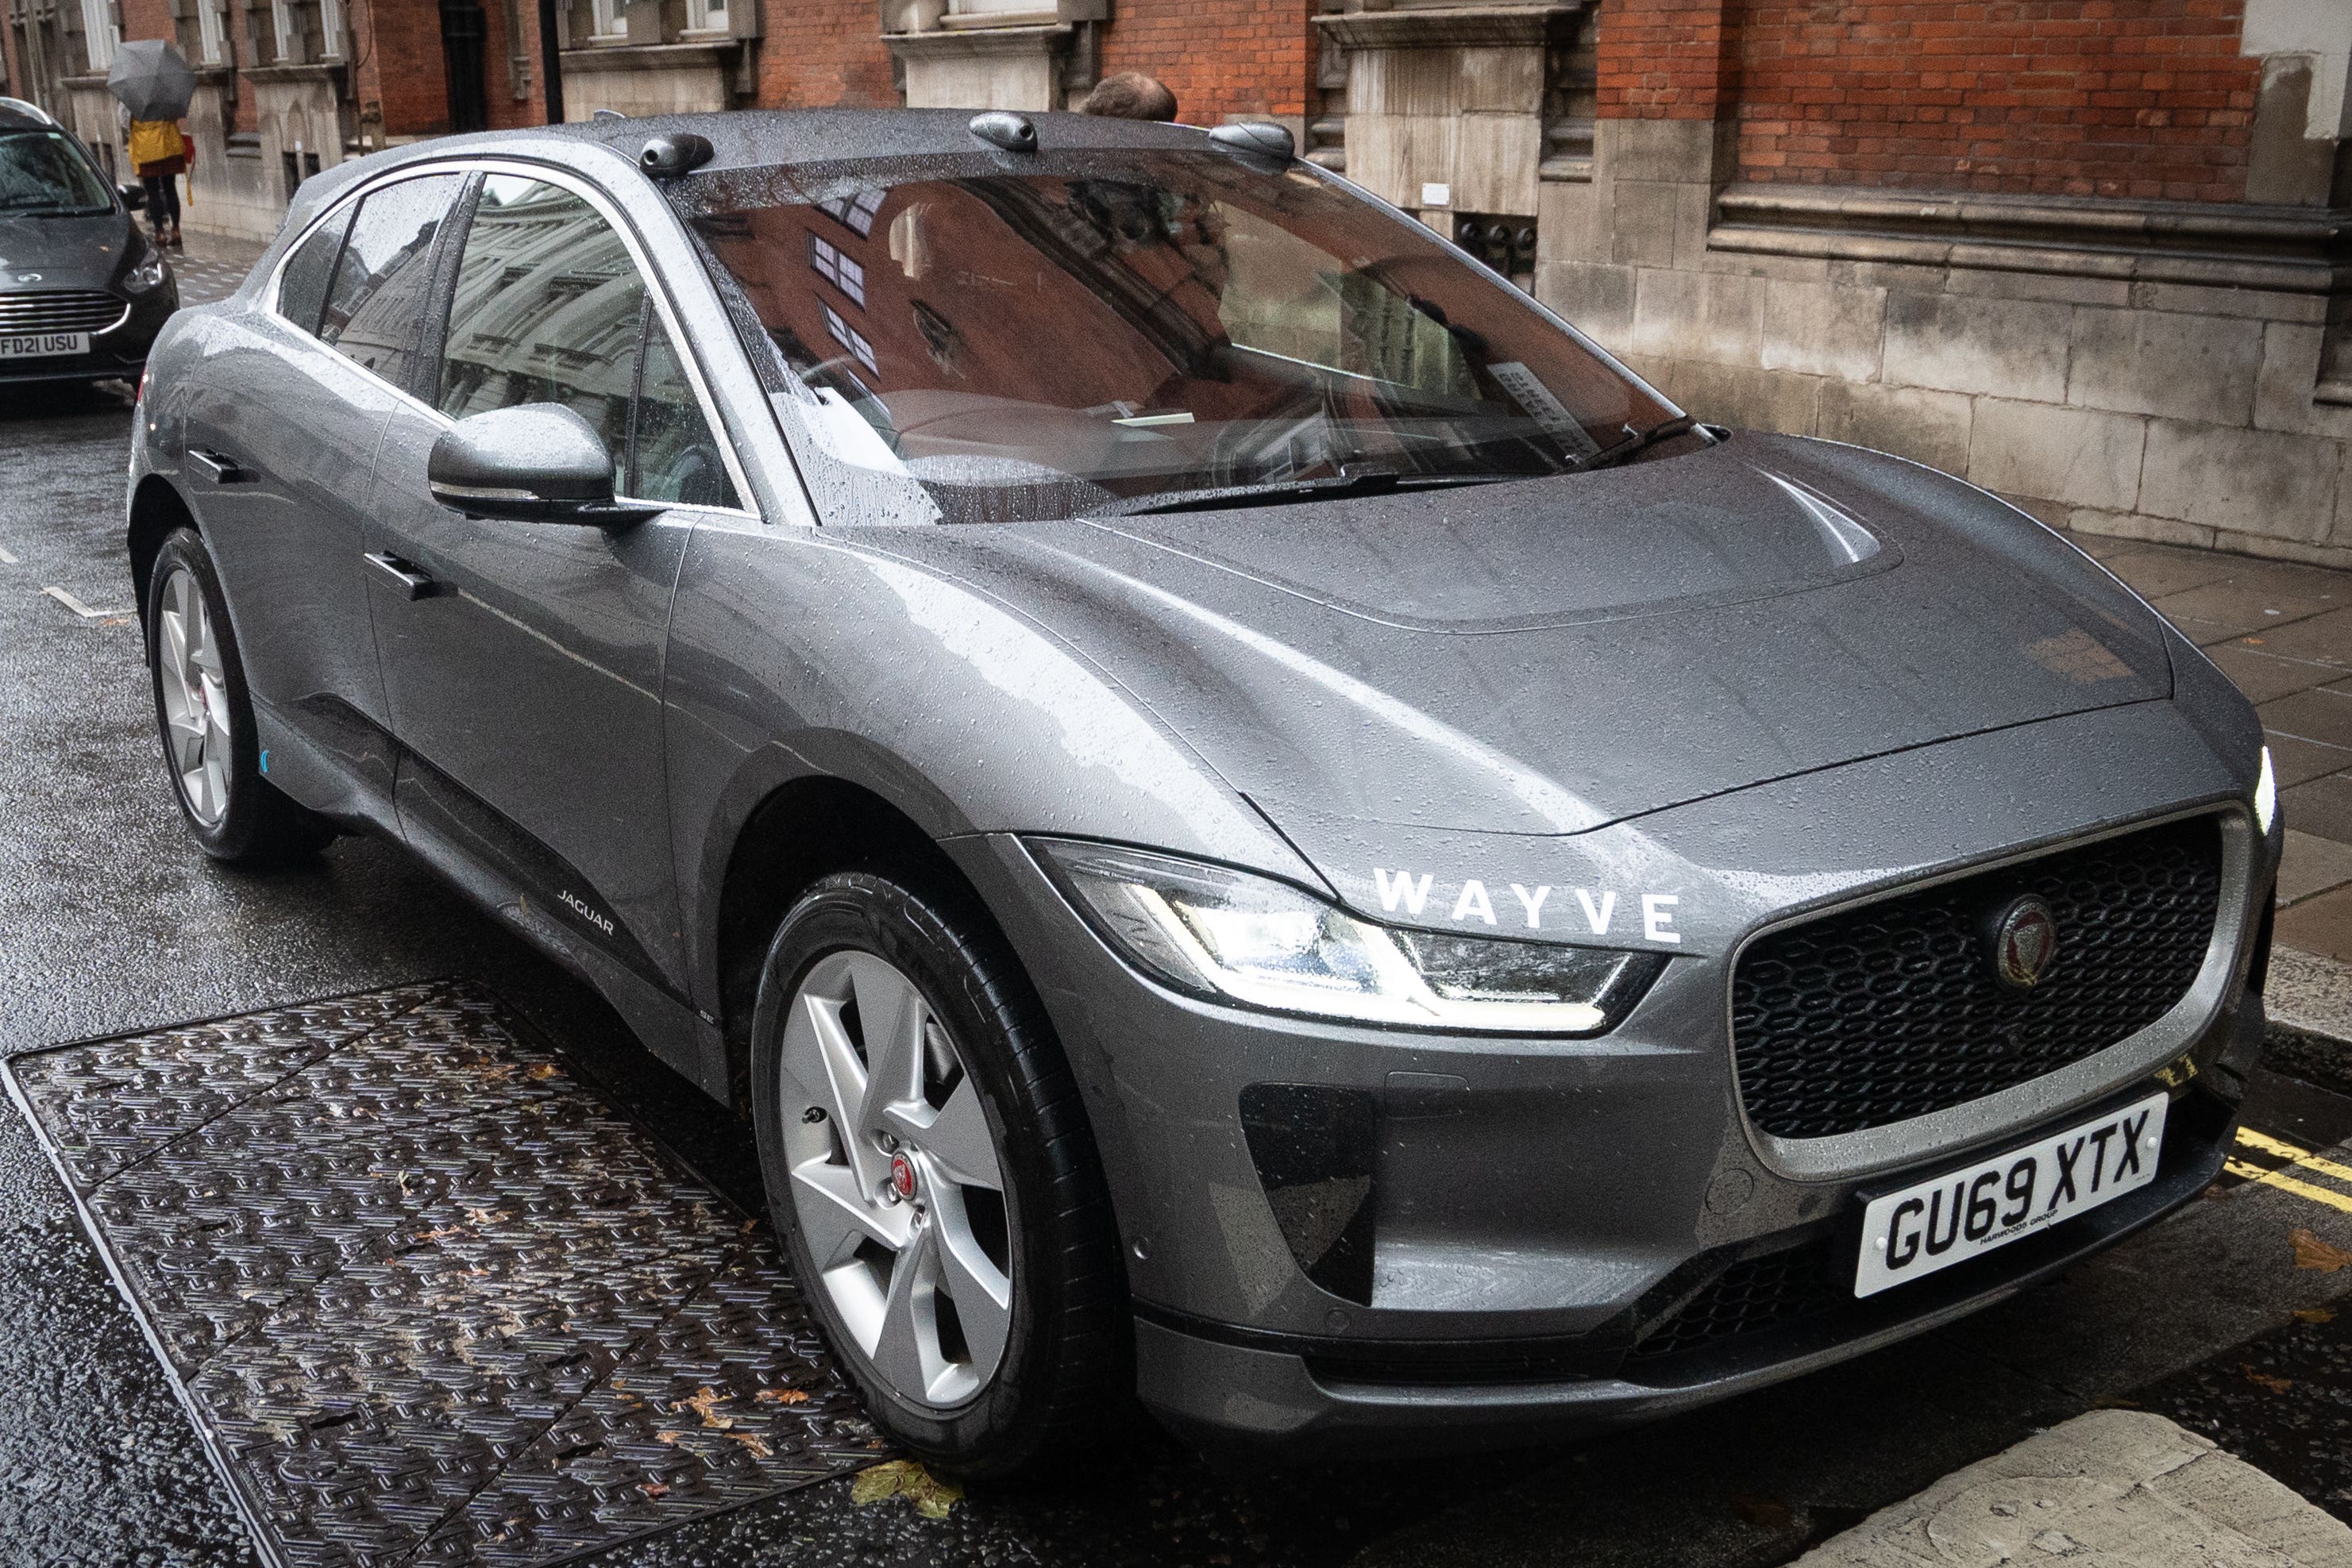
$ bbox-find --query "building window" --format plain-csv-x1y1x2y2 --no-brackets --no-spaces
821,300,877,372
945,0,1049,15
591,0,627,39
817,187,884,238
689,0,727,31
269,0,298,62
808,233,866,306
195,0,226,64
78,0,117,69
319,0,344,58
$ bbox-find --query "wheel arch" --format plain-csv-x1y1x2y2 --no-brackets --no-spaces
711,769,989,1109
127,473,197,629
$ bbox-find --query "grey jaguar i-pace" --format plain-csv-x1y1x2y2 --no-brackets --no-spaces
125,107,2278,1477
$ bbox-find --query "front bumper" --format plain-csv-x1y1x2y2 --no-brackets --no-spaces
0,282,175,386
943,698,2276,1457
1129,1073,2244,1459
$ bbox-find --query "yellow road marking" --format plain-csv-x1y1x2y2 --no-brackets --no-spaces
2223,1158,2352,1215
2235,1127,2352,1189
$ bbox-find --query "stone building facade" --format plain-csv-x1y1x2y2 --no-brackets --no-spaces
4,0,2348,560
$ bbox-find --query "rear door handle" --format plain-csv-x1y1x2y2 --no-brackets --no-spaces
186,448,257,485
363,551,437,601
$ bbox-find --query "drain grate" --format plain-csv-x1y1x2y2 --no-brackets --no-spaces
5,981,886,1567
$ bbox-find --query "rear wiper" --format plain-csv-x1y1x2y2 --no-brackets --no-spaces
1579,414,1712,472
1101,470,1522,518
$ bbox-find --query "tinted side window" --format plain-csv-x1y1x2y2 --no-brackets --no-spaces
438,176,645,460
276,202,354,337
319,172,464,386
630,318,738,510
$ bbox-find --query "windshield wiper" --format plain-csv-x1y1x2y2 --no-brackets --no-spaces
1101,470,1525,518
1579,414,1711,472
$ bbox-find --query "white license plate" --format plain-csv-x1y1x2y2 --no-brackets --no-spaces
1855,1092,2167,1298
0,331,88,359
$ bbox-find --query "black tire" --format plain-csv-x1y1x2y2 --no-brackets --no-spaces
750,868,1128,1479
143,527,336,864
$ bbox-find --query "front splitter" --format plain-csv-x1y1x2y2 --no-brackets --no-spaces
5,980,885,1567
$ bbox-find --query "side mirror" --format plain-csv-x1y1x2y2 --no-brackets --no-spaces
426,403,659,526
118,180,145,210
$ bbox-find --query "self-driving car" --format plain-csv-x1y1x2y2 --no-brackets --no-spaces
125,108,2278,1477
0,97,175,387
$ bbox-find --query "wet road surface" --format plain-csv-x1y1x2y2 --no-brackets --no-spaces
6,370,2352,1566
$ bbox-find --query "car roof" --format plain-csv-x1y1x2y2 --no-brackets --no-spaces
0,97,62,132
411,108,1227,178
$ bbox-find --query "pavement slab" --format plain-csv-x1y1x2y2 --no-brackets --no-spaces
1787,1409,2352,1568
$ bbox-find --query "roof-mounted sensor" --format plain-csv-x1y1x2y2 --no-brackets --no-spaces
970,111,1038,153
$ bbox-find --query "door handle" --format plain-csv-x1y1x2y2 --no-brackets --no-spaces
186,448,257,485
363,551,437,601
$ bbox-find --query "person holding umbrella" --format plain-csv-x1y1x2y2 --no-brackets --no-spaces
107,40,196,248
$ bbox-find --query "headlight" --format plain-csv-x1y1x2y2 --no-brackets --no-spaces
2255,745,2277,835
1034,838,1666,1034
124,249,169,293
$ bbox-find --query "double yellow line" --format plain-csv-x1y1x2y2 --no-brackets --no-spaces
2226,1127,2352,1215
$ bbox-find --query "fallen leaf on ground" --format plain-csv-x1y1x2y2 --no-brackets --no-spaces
2292,1228,2352,1273
2243,1365,2294,1393
2294,1307,2338,1323
1731,1493,1794,1530
754,1387,811,1404
680,1385,734,1427
853,1458,964,1519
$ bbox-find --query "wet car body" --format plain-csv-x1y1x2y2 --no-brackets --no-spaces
126,110,2277,1461
0,98,175,388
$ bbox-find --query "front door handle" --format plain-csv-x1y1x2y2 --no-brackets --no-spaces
186,448,257,485
363,551,437,601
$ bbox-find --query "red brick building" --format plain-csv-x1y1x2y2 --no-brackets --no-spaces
5,1,2350,560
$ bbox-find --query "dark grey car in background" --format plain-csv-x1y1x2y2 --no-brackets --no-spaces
0,96,175,388
125,108,2279,1477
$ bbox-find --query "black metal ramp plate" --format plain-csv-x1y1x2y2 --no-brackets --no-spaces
4,981,887,1567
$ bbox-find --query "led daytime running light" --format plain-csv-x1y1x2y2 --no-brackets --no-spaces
1035,838,1664,1036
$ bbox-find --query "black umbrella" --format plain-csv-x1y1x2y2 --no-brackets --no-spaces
106,40,196,121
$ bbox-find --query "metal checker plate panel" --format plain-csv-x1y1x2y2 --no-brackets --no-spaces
5,982,887,1567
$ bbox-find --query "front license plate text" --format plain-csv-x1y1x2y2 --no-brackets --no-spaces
0,331,89,359
1854,1092,2168,1297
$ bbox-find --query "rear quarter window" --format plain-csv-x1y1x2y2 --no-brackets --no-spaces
276,203,355,337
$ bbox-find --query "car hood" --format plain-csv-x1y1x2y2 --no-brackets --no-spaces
0,210,132,287
854,433,2174,841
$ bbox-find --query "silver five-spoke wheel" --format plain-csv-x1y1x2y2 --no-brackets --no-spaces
779,950,1014,1409
154,564,231,826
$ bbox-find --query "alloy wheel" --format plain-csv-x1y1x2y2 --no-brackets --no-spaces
779,949,1015,1409
155,565,231,826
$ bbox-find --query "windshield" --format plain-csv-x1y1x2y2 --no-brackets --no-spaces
0,129,112,217
678,150,1677,525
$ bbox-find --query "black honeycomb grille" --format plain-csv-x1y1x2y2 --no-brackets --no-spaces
1732,816,2223,1140
1629,1239,1842,1361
